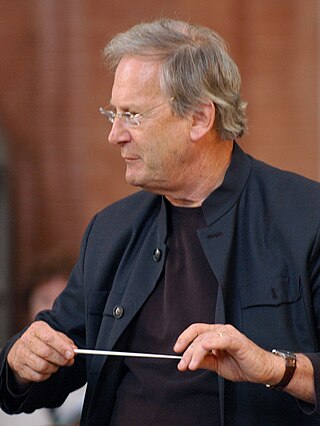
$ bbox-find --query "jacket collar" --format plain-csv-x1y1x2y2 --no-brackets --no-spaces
202,142,251,225
158,142,251,231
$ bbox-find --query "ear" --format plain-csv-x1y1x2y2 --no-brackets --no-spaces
190,102,215,141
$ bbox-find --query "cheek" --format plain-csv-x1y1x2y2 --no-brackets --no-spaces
144,146,168,171
138,119,189,166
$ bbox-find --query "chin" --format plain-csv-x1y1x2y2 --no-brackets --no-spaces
125,170,160,192
125,176,143,187
125,170,146,186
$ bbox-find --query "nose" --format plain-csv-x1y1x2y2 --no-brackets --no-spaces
107,118,131,146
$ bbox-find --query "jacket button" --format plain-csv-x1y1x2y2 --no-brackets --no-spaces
113,305,124,319
153,248,162,262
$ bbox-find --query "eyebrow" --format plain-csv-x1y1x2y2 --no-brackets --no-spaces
109,100,145,112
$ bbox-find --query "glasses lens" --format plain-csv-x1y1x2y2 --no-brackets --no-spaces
106,111,115,123
100,109,115,124
120,113,138,128
99,107,141,127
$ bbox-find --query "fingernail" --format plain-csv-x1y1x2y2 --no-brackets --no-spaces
65,350,73,359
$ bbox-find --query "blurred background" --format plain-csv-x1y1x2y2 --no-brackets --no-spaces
0,0,319,339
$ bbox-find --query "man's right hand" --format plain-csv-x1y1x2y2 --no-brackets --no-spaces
7,321,77,385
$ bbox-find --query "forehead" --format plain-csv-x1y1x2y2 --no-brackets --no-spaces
111,56,163,104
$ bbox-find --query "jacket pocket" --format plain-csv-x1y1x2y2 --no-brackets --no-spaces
239,276,300,309
238,275,313,351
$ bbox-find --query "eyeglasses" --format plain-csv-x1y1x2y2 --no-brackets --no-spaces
99,97,175,128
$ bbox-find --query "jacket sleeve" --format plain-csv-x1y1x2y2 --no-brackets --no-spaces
0,343,86,414
298,220,320,417
0,216,97,414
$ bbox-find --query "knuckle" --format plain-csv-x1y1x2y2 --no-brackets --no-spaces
29,321,42,335
11,357,20,373
56,341,66,352
189,323,200,332
30,371,51,383
40,345,53,359
29,321,38,330
9,343,24,371
190,324,197,330
20,332,31,346
224,324,235,333
43,331,55,344
35,358,49,373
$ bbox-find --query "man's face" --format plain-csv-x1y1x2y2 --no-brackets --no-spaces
108,56,192,196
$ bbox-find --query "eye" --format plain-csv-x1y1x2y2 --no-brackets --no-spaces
122,112,135,119
122,111,141,127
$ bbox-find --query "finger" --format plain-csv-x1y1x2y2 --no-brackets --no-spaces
25,321,76,361
8,341,57,384
174,323,214,353
177,331,222,371
15,367,51,383
13,358,55,383
19,354,60,381
187,337,222,371
20,334,75,368
34,322,76,359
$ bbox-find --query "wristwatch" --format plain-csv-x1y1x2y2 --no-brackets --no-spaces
266,349,297,390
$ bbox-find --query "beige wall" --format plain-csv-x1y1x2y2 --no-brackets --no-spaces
0,0,319,330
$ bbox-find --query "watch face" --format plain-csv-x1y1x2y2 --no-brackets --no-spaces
272,349,295,358
279,350,293,356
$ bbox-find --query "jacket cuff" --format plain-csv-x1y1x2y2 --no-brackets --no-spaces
6,362,33,397
296,353,320,417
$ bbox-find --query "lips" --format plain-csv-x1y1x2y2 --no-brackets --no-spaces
122,154,141,162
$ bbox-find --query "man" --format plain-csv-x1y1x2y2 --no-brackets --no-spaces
1,18,320,425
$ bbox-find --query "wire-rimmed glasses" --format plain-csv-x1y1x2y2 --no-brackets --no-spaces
99,97,175,128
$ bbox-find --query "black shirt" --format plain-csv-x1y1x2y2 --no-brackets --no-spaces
111,202,220,425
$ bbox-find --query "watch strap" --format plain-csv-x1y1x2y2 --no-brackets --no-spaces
266,349,297,390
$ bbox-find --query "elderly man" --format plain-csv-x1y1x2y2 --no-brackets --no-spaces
1,19,320,425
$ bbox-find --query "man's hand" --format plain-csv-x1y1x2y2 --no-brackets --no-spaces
173,323,315,404
174,323,277,384
7,321,77,385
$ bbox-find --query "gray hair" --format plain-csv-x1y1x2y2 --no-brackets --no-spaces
103,19,247,140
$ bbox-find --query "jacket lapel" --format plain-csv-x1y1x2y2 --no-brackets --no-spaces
90,199,168,379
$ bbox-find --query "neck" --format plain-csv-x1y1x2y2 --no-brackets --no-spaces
165,139,233,207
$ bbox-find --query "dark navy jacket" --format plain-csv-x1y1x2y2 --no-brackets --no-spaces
1,143,320,425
